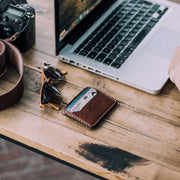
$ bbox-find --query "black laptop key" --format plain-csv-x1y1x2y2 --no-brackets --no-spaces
108,53,118,60
102,37,110,43
125,23,133,29
92,37,101,43
116,13,123,19
119,31,127,36
124,35,133,42
135,4,142,9
124,47,134,54
131,19,139,24
133,15,142,20
123,27,131,32
130,0,136,3
142,15,151,21
79,50,88,56
124,6,132,11
111,28,118,36
103,48,111,54
151,4,160,13
111,62,121,69
87,51,98,59
133,25,141,31
107,43,115,49
116,44,125,51
84,46,92,52
146,11,154,17
120,52,129,59
113,48,121,55
95,53,107,62
131,27,140,33
88,41,97,47
111,39,119,45
133,7,141,12
94,46,102,52
112,16,120,22
129,26,151,48
115,56,126,64
151,17,159,23
118,21,126,26
107,20,116,27
139,19,148,25
137,10,145,16
141,7,148,13
97,32,104,38
143,0,153,6
114,25,122,31
121,40,129,46
136,23,144,29
103,58,113,65
129,31,137,37
123,16,131,22
115,34,123,41
106,33,114,39
103,25,111,32
104,35,112,42
121,9,129,15
99,28,108,35
98,42,106,47
78,43,86,49
137,0,144,4
147,21,156,28
83,39,90,44
125,13,134,19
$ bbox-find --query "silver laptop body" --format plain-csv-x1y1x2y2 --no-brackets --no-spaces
54,0,180,94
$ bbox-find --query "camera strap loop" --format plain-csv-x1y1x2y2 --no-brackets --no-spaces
5,32,19,42
0,40,24,111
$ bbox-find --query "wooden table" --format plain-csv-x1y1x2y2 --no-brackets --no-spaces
0,0,180,179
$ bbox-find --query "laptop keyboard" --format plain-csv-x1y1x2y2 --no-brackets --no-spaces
74,0,168,69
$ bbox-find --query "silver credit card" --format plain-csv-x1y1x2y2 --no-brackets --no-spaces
65,87,97,113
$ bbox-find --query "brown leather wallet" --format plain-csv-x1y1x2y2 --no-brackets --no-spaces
62,87,117,127
0,40,24,110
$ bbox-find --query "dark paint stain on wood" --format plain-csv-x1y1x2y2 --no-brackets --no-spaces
76,143,148,172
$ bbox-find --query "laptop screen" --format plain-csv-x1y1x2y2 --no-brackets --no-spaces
58,0,103,42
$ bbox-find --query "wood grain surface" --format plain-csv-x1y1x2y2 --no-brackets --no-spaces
0,0,180,179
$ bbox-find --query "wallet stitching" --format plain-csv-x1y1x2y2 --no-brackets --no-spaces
63,111,91,127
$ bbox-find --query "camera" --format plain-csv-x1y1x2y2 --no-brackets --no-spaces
0,0,35,52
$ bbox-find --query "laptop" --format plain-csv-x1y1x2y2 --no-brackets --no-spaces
54,0,180,94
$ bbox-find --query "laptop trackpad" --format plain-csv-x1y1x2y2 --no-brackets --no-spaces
144,28,180,59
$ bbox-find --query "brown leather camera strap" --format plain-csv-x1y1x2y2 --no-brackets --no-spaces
0,40,24,110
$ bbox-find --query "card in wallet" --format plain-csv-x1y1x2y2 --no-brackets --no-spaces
62,87,117,127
